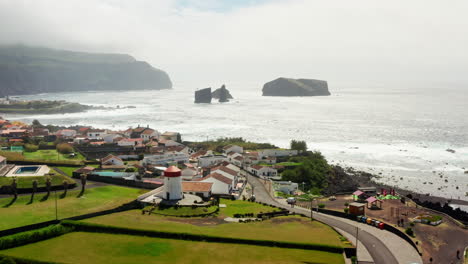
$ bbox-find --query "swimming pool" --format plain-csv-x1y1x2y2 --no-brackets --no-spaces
94,171,134,178
14,166,40,174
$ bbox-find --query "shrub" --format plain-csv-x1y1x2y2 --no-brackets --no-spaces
318,203,325,209
24,144,39,152
56,143,73,154
344,202,349,206
344,208,349,214
409,222,415,227
351,256,357,264
405,227,414,237
0,224,73,250
124,167,136,172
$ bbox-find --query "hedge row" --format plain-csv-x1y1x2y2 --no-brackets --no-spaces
61,220,343,253
0,255,60,264
0,225,74,251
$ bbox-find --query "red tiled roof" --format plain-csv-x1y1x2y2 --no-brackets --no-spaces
182,181,213,192
234,156,243,161
0,155,5,163
101,154,123,163
353,190,364,196
251,165,264,170
199,172,232,185
213,166,237,176
141,129,155,135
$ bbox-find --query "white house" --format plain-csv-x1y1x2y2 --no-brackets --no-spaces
199,172,232,195
258,149,298,159
182,181,212,198
56,129,77,138
231,156,244,167
223,145,243,154
161,131,180,141
73,137,87,144
117,138,143,147
159,139,183,147
142,152,189,166
101,154,124,166
249,165,278,177
0,155,6,169
211,166,238,188
225,163,241,174
102,133,121,144
274,181,299,195
198,155,228,168
140,129,160,142
87,129,106,140
181,167,198,180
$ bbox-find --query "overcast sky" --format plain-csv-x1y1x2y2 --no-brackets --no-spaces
1,0,467,89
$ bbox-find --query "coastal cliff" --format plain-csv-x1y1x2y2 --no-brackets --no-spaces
0,45,172,97
262,77,330,96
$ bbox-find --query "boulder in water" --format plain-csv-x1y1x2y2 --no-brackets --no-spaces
195,88,212,103
212,84,233,102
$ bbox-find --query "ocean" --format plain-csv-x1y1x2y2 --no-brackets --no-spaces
5,85,468,201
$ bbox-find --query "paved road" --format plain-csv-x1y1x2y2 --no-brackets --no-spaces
246,173,399,264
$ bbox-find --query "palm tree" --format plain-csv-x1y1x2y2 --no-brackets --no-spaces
45,177,52,197
31,180,38,202
80,174,87,195
62,180,68,197
11,177,17,200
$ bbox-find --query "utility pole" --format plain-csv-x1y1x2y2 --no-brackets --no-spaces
310,199,313,220
355,226,359,258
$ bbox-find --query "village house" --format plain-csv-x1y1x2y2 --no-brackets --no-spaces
31,128,49,137
142,151,189,166
274,181,299,195
249,165,278,177
243,152,260,166
56,129,77,138
101,154,124,166
223,145,243,154
181,165,198,180
117,138,144,147
1,129,28,138
160,131,181,142
102,133,121,144
210,165,238,188
158,138,183,147
86,129,106,140
198,154,228,168
198,172,232,195
231,155,244,167
0,155,6,169
181,181,213,198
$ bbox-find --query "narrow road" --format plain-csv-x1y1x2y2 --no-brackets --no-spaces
246,173,399,264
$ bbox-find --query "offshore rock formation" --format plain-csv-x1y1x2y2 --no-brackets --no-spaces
262,77,330,96
194,88,212,103
211,84,233,102
0,45,172,97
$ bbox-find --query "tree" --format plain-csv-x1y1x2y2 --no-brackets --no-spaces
32,119,44,128
31,180,38,202
56,143,73,154
80,174,87,194
45,177,52,197
24,144,39,152
11,177,17,200
290,140,307,153
63,180,69,197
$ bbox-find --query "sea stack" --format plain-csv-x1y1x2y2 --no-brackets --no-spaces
262,77,330,96
212,84,233,103
195,88,212,103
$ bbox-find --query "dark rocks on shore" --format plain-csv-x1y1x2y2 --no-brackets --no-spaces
194,88,212,103
212,84,233,102
446,148,456,153
262,77,330,96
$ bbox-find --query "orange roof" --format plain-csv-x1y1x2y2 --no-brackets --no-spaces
182,181,213,192
164,166,181,177
199,172,232,185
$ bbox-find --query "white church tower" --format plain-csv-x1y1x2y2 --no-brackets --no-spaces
164,166,183,200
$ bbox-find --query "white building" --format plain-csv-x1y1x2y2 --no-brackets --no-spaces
141,129,160,142
87,129,106,140
181,167,198,180
142,152,189,166
274,181,299,195
101,154,124,166
164,166,183,200
117,138,143,147
211,166,238,188
102,134,121,144
257,149,298,159
182,181,212,198
57,129,77,138
199,172,232,195
198,155,228,168
161,131,180,141
223,145,243,154
249,165,278,177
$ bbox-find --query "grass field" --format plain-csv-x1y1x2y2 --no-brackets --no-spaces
153,205,218,216
0,173,75,189
219,198,281,217
84,211,348,247
0,186,144,231
0,232,344,264
55,166,78,177
23,149,85,161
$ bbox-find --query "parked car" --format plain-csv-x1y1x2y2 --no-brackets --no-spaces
287,197,296,204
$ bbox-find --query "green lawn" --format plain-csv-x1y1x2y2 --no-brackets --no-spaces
0,186,144,231
151,205,218,216
219,198,281,217
0,232,344,264
84,211,348,247
0,173,75,189
24,149,85,161
55,166,78,177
